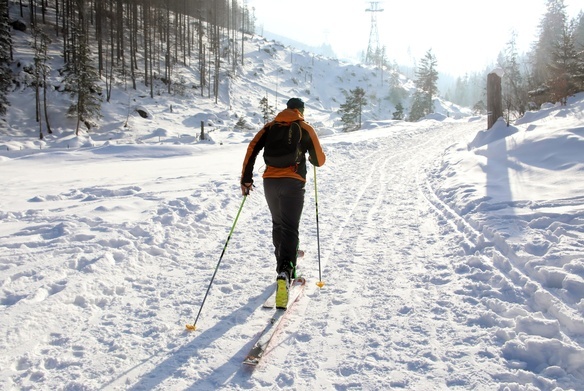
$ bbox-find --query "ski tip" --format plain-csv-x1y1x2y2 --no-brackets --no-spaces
185,324,197,331
316,281,325,288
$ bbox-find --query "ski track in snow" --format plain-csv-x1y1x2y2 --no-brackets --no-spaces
1,119,584,390
271,120,505,390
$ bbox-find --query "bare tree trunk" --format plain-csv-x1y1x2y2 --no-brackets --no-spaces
241,5,245,66
199,21,205,96
34,37,40,123
36,77,41,138
149,18,153,98
42,46,51,134
166,3,171,94
75,101,81,136
28,0,34,26
95,0,103,75
130,0,137,89
43,78,51,134
143,3,149,88
207,46,211,98
54,0,58,36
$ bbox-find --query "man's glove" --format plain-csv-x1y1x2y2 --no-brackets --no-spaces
241,182,253,196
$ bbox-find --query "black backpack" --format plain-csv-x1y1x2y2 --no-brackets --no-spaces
263,121,303,167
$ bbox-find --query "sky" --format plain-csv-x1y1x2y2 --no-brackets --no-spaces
247,0,584,75
2,9,584,388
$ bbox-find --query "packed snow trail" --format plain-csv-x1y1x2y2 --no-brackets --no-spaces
183,118,511,390
263,119,509,389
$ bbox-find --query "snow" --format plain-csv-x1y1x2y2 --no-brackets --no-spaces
2,11,584,391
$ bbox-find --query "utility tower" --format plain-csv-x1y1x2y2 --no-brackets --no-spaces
365,1,384,65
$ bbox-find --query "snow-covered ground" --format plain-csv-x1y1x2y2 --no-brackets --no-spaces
1,2,584,388
1,91,583,390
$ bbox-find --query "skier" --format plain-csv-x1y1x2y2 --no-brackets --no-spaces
241,97,326,309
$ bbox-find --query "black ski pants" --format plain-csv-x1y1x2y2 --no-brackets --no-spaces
263,177,305,277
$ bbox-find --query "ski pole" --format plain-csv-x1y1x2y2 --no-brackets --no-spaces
314,165,325,288
186,195,247,331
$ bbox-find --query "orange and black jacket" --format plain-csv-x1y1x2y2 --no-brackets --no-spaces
241,108,326,185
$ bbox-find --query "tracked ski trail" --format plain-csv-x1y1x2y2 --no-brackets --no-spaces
247,120,515,390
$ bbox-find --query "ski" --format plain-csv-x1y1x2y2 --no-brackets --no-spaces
244,277,306,366
262,288,277,309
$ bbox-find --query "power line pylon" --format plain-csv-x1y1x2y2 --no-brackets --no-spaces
365,1,384,65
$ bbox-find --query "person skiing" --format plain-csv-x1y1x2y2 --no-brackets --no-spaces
240,97,326,309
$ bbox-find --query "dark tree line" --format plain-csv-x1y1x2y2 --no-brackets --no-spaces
0,0,256,135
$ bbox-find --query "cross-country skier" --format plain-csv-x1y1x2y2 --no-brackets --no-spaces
240,97,326,309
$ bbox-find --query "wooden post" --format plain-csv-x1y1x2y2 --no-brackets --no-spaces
200,120,205,141
487,72,502,129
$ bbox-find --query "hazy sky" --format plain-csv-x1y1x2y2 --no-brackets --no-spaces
246,0,583,76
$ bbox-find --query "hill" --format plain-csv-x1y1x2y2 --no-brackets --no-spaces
0,4,470,148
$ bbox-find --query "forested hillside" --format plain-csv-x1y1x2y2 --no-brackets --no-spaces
0,0,582,139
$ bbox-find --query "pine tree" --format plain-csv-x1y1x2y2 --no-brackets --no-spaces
259,96,274,123
531,0,568,89
339,87,367,132
548,22,579,104
0,0,11,117
571,12,584,91
453,75,468,107
409,49,438,121
392,102,404,120
500,32,528,122
387,70,408,106
408,91,427,122
574,11,584,47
